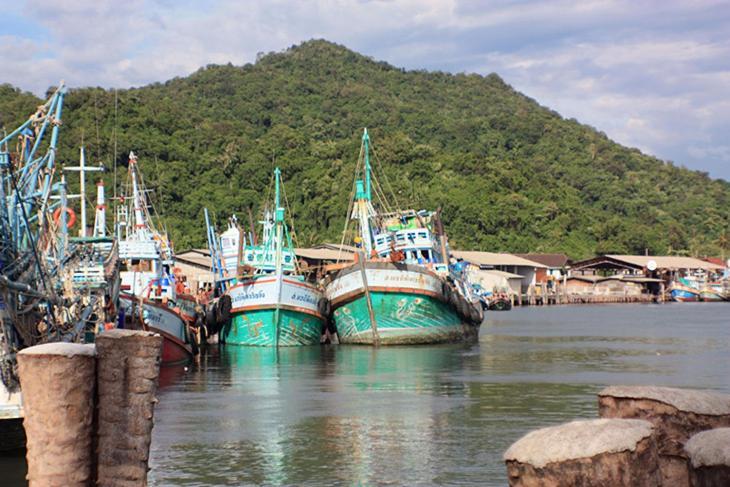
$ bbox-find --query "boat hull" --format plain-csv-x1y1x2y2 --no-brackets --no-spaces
119,294,193,365
670,289,700,302
0,380,24,451
326,262,480,345
176,293,199,323
332,291,467,345
225,308,324,346
223,276,325,347
156,328,195,365
700,290,725,302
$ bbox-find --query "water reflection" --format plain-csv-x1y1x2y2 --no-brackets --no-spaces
147,303,730,486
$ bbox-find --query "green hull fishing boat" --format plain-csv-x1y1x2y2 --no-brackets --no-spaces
214,169,325,347
329,263,472,345
325,129,482,345
224,275,325,347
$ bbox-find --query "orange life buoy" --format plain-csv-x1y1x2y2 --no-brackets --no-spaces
52,207,76,228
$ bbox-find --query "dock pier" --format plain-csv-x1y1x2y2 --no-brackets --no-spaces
16,331,162,486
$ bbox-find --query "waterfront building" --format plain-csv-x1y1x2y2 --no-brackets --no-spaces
515,253,569,280
451,251,547,294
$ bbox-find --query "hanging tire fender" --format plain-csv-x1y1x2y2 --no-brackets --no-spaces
317,297,330,319
205,303,217,329
217,294,232,323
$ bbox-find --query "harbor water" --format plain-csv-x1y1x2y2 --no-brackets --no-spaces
4,303,729,485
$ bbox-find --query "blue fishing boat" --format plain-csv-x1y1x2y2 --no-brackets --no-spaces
222,168,325,347
670,278,701,302
324,129,482,345
1,84,118,448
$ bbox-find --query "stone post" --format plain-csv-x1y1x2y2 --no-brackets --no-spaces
598,385,730,486
95,329,163,486
503,418,660,486
685,428,730,487
17,343,96,487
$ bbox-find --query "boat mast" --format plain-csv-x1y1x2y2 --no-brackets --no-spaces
273,167,285,349
77,147,88,236
57,174,69,268
274,167,284,276
93,180,105,237
129,151,146,239
204,207,225,284
364,128,372,202
64,146,104,237
354,128,374,255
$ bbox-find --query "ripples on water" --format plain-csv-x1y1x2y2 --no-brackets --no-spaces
7,303,727,486
144,303,730,486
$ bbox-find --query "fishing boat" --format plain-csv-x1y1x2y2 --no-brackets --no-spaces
324,129,482,345
219,168,325,347
699,288,725,302
669,278,701,302
1,84,116,449
117,152,193,365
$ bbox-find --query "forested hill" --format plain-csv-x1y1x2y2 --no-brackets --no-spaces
1,40,728,258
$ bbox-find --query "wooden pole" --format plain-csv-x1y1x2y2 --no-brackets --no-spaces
17,343,96,487
236,222,245,279
357,251,380,346
95,329,163,486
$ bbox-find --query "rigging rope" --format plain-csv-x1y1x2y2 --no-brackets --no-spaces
336,141,364,262
370,143,402,213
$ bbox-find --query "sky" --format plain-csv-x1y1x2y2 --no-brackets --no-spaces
2,0,729,181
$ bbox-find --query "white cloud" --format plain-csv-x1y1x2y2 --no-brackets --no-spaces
1,0,729,179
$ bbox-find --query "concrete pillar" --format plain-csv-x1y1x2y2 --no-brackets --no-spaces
504,418,660,486
685,428,730,486
95,329,163,486
598,386,730,486
17,343,96,487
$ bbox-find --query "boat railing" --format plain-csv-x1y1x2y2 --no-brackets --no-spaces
119,240,160,260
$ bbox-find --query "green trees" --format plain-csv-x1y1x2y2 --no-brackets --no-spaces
1,40,728,258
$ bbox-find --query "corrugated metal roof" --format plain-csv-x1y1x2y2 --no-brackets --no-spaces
453,250,547,268
295,248,355,261
177,248,211,257
703,257,729,268
313,243,358,253
606,255,724,270
515,253,569,268
175,252,212,268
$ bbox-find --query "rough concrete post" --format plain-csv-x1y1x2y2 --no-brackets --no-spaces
503,418,660,486
598,386,730,486
17,343,96,487
95,329,163,486
685,428,730,487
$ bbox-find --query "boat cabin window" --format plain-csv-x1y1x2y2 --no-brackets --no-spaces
418,232,428,239
396,234,406,242
285,256,292,263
